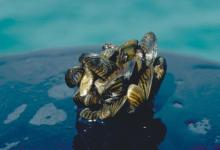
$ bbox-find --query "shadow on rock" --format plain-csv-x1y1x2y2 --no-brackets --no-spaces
73,102,167,150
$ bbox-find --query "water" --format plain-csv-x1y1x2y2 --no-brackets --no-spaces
0,48,220,149
0,0,220,61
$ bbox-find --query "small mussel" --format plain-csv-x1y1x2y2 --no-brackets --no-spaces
65,66,84,88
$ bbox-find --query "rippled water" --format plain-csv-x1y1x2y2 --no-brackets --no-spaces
0,0,219,61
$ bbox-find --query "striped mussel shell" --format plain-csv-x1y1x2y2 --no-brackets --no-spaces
79,96,126,120
138,65,154,100
65,66,84,88
83,56,119,80
79,53,99,64
84,88,102,107
74,89,102,107
103,75,125,99
127,84,145,108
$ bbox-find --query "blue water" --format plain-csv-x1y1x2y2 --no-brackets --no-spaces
1,48,220,150
0,0,220,61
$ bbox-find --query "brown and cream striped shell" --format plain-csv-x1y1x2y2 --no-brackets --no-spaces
65,66,84,88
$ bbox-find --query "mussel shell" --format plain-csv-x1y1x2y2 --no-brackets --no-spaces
79,67,94,97
138,64,154,100
74,88,102,108
84,56,119,79
65,66,84,88
79,53,99,64
127,84,145,108
100,47,119,62
79,97,126,120
140,32,157,51
148,56,167,100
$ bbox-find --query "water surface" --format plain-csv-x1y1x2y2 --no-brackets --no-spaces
0,0,219,61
